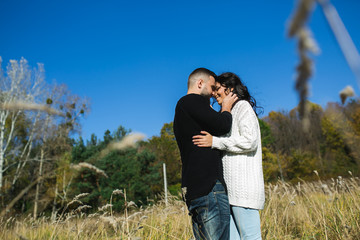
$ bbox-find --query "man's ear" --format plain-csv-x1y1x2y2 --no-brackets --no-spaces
197,79,204,89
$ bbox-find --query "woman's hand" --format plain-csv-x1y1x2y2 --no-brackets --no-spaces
221,92,238,112
192,131,213,147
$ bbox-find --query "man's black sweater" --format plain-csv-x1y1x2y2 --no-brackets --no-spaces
173,94,232,204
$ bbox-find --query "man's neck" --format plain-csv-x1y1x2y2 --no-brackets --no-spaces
187,87,202,95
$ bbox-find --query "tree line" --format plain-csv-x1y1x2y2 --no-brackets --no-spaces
261,100,360,182
1,57,359,217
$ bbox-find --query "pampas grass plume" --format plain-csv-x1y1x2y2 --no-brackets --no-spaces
71,162,108,178
99,133,145,157
0,101,65,116
339,85,355,104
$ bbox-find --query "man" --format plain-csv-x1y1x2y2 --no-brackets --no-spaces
173,68,238,239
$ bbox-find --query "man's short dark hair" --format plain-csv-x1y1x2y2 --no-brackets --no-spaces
188,68,217,88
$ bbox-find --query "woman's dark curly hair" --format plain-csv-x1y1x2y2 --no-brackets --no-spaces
216,72,263,116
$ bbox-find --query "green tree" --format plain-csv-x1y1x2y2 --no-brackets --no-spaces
144,122,182,195
284,150,318,182
70,126,161,211
259,118,275,149
262,146,281,182
0,57,88,215
321,102,358,176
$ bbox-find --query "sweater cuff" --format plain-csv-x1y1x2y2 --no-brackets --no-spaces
212,136,222,150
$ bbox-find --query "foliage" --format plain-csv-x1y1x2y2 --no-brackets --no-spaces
259,118,275,149
0,57,88,218
142,122,182,192
262,146,281,182
70,126,162,212
262,99,360,182
2,58,360,228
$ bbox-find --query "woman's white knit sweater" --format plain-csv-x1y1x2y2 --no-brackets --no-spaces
212,100,265,210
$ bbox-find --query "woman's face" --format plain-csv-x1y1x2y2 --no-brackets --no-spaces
214,82,228,105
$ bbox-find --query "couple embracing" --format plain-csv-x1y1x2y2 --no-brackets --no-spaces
173,68,265,240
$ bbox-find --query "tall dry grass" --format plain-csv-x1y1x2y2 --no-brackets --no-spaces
1,174,359,239
261,173,360,239
0,191,193,240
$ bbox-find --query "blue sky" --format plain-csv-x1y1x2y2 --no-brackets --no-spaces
1,0,359,140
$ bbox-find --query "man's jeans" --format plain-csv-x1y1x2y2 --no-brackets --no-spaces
188,181,230,240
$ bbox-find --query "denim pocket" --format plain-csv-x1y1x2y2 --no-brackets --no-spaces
189,195,209,223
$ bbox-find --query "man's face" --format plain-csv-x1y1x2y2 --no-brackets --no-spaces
200,76,216,99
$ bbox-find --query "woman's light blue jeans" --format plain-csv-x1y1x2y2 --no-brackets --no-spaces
230,206,261,240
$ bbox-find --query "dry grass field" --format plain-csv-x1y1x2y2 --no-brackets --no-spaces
1,174,359,240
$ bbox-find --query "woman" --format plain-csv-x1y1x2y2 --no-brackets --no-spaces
192,72,265,240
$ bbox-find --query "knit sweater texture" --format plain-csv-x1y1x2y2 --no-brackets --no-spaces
212,100,265,210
